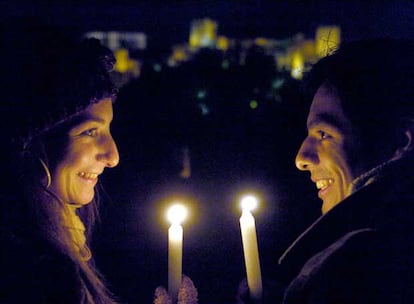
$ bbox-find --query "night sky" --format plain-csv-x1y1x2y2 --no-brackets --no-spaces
3,1,414,303
4,1,414,49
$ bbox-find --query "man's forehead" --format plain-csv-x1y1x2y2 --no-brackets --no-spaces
307,113,344,131
306,83,355,135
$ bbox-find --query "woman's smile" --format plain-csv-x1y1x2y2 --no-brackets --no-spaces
50,99,119,205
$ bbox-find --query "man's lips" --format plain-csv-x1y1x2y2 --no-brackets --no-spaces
316,179,333,190
314,178,334,198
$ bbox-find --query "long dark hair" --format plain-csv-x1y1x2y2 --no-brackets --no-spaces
1,18,118,303
21,119,117,303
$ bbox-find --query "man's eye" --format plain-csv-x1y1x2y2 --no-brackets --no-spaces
318,130,330,140
81,129,98,137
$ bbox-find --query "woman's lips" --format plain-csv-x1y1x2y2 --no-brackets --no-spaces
77,172,99,185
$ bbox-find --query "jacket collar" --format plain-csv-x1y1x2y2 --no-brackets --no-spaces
277,154,414,281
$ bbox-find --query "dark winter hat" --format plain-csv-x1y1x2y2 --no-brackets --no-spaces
1,18,117,151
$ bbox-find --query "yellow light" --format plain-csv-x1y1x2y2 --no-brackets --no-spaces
315,26,341,58
217,36,229,51
114,49,129,73
167,204,188,225
241,195,258,212
254,37,268,47
291,51,304,79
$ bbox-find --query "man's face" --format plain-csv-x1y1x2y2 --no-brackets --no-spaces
295,83,363,214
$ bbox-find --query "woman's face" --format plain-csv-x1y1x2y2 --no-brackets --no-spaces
49,98,119,206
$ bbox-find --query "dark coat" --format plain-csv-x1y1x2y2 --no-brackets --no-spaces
0,230,87,303
276,156,414,304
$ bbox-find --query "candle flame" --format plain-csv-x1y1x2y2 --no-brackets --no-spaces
167,204,188,225
241,195,258,212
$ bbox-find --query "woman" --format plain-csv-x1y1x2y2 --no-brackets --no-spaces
0,20,120,303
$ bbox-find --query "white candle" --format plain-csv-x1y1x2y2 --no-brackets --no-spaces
167,204,187,301
240,195,263,302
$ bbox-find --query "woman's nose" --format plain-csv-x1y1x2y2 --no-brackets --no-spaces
99,135,120,168
295,138,316,171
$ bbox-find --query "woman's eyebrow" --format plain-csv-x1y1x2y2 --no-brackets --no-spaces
68,116,107,132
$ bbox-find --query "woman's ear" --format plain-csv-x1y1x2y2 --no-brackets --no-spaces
392,128,414,160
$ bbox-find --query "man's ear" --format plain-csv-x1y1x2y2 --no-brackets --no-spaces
392,128,414,160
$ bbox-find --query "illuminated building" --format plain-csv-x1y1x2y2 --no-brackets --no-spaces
189,18,218,48
114,48,140,75
85,31,147,51
315,26,341,58
85,31,145,86
85,22,341,85
167,44,192,67
167,21,341,79
274,27,341,79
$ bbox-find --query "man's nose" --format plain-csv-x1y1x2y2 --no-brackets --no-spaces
295,138,317,171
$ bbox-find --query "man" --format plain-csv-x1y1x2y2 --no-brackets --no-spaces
275,39,414,303
238,39,414,304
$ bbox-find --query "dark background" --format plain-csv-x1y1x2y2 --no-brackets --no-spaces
4,1,414,51
2,1,414,303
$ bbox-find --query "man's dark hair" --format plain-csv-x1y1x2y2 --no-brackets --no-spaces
304,39,414,160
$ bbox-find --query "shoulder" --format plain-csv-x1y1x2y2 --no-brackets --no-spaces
0,230,84,303
284,228,414,303
298,228,377,277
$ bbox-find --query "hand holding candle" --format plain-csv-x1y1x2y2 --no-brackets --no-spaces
239,195,263,302
167,204,188,302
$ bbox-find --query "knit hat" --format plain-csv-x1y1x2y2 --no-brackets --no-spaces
1,18,117,151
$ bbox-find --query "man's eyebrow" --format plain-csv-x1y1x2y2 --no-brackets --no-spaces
307,113,343,130
84,116,106,124
78,113,106,124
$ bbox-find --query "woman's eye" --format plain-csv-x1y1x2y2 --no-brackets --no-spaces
81,128,98,137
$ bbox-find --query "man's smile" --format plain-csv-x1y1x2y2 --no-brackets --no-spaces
316,178,333,190
315,178,334,199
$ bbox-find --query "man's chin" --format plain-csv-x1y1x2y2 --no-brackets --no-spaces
321,199,340,214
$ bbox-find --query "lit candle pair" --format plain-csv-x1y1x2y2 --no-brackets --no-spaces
166,197,263,302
